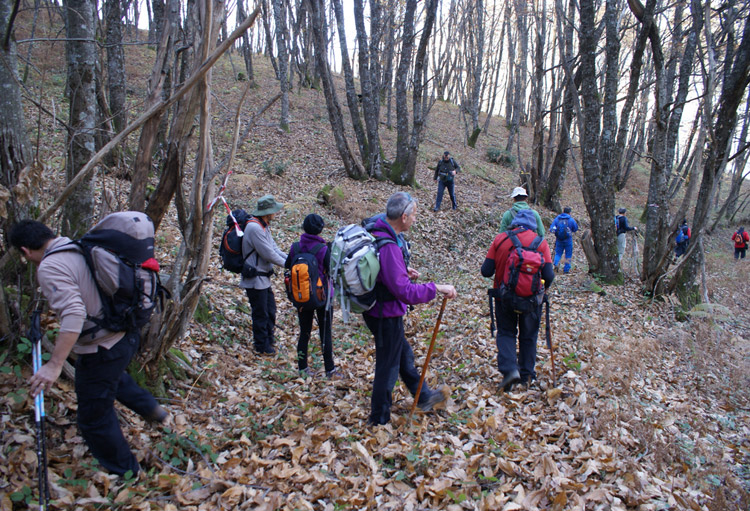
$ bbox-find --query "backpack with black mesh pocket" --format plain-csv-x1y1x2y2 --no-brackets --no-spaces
285,242,327,311
45,211,166,336
219,209,251,273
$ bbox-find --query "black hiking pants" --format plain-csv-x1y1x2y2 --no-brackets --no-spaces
297,306,334,373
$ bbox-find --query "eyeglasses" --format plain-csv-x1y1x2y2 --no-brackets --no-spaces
401,193,415,217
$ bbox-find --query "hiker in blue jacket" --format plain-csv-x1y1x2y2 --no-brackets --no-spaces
549,207,579,274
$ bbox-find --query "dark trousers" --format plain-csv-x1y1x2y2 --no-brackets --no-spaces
245,287,277,351
494,298,542,383
297,306,334,372
363,314,433,425
75,331,158,476
434,179,457,210
735,247,747,259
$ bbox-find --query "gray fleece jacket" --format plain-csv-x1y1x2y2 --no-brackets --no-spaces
240,217,287,290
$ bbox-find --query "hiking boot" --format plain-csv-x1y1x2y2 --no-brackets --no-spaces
417,386,447,412
326,368,344,380
145,405,168,423
255,345,276,355
500,369,521,392
299,367,314,379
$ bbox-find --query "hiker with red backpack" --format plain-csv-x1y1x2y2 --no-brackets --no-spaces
10,215,168,478
481,209,555,392
549,207,579,273
284,214,342,379
732,227,750,259
364,192,457,426
241,195,288,355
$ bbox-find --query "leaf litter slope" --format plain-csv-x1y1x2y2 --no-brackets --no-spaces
2,30,750,511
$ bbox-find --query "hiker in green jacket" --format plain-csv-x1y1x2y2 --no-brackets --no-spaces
499,187,545,236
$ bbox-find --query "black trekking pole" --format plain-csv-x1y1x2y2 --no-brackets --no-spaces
30,309,50,510
543,294,557,387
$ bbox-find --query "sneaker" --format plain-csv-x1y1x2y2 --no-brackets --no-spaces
145,405,168,423
417,386,447,411
500,369,521,392
326,368,344,380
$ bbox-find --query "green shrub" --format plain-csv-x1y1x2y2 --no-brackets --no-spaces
486,147,514,167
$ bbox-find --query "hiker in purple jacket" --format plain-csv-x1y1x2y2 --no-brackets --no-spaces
364,192,457,426
285,214,341,379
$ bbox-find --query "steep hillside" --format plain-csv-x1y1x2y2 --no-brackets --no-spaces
2,18,749,510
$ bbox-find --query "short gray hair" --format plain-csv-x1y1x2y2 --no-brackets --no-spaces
386,192,416,220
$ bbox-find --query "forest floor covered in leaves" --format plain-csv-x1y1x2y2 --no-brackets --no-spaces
2,21,750,511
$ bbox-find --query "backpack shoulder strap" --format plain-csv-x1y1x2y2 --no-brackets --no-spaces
529,236,544,251
43,240,82,259
507,230,522,249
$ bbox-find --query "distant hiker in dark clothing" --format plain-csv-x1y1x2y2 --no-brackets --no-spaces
732,227,750,259
241,195,287,355
499,187,545,236
365,192,457,425
549,207,579,273
285,214,341,379
10,219,167,477
481,210,554,391
433,151,460,211
674,219,691,258
615,208,637,262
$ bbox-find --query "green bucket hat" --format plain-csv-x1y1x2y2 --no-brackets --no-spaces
251,194,284,216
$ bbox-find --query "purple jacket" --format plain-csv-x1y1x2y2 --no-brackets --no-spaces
286,233,330,289
365,217,436,318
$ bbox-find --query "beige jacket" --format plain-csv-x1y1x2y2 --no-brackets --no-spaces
38,237,124,354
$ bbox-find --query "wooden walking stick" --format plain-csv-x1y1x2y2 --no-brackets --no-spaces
410,296,448,418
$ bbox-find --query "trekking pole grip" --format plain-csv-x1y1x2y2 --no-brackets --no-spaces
410,296,448,419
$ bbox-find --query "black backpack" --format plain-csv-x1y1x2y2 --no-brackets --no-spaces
219,209,251,273
285,243,327,311
45,212,166,336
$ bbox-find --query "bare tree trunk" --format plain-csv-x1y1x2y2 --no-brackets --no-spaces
541,0,576,210
528,0,547,201
105,0,127,134
467,0,484,144
331,0,368,165
353,0,383,178
261,0,278,77
674,5,750,307
392,0,416,184
62,0,97,238
394,0,438,185
309,0,366,179
142,0,227,375
0,0,35,339
237,0,254,82
271,0,290,130
578,0,619,281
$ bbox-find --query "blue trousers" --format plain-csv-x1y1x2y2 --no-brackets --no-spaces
553,239,573,272
297,306,334,372
75,332,158,476
363,314,434,425
434,179,457,210
494,298,542,383
245,287,277,351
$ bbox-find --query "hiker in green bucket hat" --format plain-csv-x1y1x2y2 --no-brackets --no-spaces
241,195,287,355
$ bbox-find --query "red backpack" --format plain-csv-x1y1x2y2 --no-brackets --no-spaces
502,230,545,298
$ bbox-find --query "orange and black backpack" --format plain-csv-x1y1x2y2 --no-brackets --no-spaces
285,243,327,311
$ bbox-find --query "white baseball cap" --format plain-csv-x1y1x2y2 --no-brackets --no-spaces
510,186,528,198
